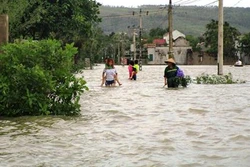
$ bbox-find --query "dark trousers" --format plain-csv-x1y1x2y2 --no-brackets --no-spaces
167,77,179,88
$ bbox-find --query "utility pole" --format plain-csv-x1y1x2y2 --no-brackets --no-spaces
90,39,93,70
131,9,148,70
168,0,174,59
133,29,136,60
218,0,224,75
117,42,120,64
121,40,125,66
139,9,143,71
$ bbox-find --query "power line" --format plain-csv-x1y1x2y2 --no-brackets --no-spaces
100,0,220,19
181,0,202,5
174,0,188,3
101,13,134,18
204,0,218,7
233,0,243,7
173,0,218,7
155,11,168,28
100,8,166,18
178,0,195,4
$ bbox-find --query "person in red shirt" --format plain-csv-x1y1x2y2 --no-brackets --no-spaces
128,60,133,79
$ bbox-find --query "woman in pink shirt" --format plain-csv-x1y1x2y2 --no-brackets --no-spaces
128,60,133,79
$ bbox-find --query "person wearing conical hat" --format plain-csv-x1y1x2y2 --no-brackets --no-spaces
164,58,179,88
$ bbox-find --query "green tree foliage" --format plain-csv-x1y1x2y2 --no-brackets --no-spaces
0,0,102,69
0,39,88,117
203,19,240,57
239,32,250,57
0,0,101,42
144,27,168,43
81,27,107,64
186,35,201,52
149,27,168,39
83,30,132,64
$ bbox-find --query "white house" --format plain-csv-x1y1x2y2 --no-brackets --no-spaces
163,30,186,45
147,30,192,65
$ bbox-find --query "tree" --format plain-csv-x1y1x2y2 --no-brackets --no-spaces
239,32,250,57
1,0,101,42
147,27,168,43
186,35,201,52
203,19,240,58
2,0,102,70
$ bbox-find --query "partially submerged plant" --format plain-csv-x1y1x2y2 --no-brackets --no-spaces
174,75,192,87
194,73,246,84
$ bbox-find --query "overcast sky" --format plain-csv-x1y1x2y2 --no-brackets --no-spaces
96,0,249,8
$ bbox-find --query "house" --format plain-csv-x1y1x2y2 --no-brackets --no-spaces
153,39,166,46
163,30,188,46
147,30,192,65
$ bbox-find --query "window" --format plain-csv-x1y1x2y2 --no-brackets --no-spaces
148,54,153,61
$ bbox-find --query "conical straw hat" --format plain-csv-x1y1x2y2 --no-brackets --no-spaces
164,58,176,64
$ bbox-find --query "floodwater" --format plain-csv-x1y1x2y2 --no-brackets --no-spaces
1,65,250,167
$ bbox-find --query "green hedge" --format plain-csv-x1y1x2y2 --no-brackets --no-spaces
0,39,88,117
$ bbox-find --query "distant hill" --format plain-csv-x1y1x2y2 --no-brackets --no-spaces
98,5,250,37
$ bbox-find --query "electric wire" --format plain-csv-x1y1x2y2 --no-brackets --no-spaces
233,0,243,7
173,0,218,7
181,0,202,5
203,0,218,7
100,0,221,19
100,7,167,18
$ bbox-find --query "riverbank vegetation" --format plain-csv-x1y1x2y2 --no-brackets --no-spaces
0,40,88,117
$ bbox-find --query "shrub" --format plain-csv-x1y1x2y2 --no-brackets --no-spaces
0,39,88,117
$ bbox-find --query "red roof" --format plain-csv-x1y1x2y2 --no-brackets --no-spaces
153,39,166,45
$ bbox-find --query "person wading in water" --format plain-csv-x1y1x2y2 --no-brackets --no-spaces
164,58,179,88
101,58,122,87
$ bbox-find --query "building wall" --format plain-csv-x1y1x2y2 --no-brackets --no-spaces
174,38,189,47
148,47,250,65
147,47,167,65
147,46,192,65
187,52,246,65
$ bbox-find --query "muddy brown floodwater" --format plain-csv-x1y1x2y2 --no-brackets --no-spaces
1,65,250,167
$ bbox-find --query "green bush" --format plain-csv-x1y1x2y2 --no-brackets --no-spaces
0,39,88,117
